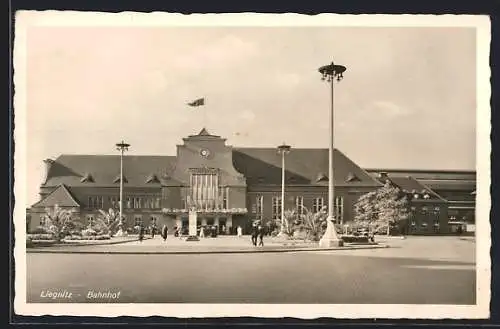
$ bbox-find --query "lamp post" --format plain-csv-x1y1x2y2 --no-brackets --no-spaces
115,140,130,237
318,61,346,248
277,143,291,236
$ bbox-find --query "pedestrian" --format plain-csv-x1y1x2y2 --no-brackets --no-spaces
199,225,205,238
139,224,145,243
251,224,258,246
258,225,265,247
221,224,226,235
237,225,243,238
151,224,156,238
161,224,168,242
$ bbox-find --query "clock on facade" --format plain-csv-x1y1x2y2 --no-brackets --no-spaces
200,148,211,158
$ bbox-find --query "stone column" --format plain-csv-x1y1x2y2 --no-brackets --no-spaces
188,211,197,236
227,215,233,234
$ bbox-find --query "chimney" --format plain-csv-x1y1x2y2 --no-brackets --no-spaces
42,158,54,185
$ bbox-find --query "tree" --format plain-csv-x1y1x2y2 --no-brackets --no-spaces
95,208,120,236
376,182,410,235
353,190,378,227
353,181,410,235
43,204,77,242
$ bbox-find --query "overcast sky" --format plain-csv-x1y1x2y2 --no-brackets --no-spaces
23,24,477,205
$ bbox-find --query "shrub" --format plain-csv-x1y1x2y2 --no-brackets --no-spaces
81,228,98,237
69,230,82,236
64,234,110,241
30,226,49,234
341,235,372,244
42,205,78,241
28,233,55,240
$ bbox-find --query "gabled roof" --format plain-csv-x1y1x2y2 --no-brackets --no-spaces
232,148,381,187
381,176,446,201
43,155,176,187
32,184,81,208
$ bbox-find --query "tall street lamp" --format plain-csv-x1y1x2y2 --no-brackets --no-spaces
115,140,130,237
277,143,291,236
318,61,346,248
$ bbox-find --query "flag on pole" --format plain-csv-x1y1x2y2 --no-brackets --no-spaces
187,98,205,107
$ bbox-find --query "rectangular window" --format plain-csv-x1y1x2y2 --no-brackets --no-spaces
88,196,104,209
334,196,344,222
126,197,132,209
155,197,161,209
189,172,219,210
86,215,95,227
272,196,282,220
133,197,142,209
134,216,142,227
40,216,46,226
295,196,304,216
256,195,264,220
312,197,324,213
109,196,118,209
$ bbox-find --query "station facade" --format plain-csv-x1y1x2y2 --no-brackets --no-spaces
27,128,476,235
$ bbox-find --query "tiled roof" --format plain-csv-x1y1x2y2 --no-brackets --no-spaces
43,155,177,187
232,148,381,187
380,176,445,201
365,169,476,181
414,179,476,191
43,148,381,188
32,184,81,208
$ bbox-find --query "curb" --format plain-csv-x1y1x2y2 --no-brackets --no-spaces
28,237,151,248
26,244,389,255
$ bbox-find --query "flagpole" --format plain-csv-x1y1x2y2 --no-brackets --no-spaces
203,105,207,129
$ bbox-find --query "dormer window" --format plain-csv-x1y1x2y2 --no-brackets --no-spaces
113,174,128,184
423,193,430,199
345,172,360,182
80,173,94,183
146,174,160,184
316,173,328,183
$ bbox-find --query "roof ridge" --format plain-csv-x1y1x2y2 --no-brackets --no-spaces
407,176,447,201
31,184,81,208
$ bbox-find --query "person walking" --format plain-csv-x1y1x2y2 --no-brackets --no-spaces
151,224,157,239
161,224,168,242
199,225,205,238
138,224,145,243
258,225,265,247
237,225,243,238
251,224,258,246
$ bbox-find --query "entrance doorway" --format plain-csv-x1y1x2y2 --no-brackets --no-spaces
219,218,227,234
181,217,188,235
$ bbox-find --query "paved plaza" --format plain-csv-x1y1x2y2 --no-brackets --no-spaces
26,236,475,304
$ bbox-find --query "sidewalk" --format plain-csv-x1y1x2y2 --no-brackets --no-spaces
27,235,388,254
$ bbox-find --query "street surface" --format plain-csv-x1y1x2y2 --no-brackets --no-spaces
26,236,475,304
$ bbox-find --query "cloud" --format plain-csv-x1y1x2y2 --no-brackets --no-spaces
369,101,412,118
238,110,256,122
173,35,258,69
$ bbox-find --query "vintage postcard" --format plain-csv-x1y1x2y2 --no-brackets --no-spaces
13,12,491,319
